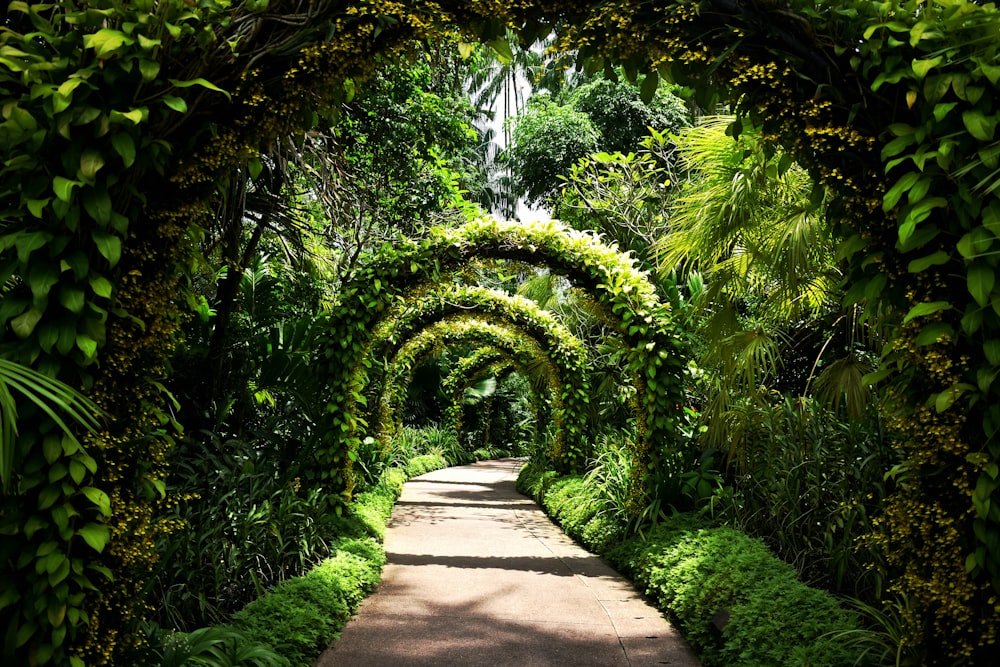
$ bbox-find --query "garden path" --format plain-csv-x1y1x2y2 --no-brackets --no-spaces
313,458,700,666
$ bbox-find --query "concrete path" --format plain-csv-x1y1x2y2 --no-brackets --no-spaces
313,458,700,667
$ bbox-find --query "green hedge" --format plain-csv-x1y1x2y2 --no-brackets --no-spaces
155,459,448,666
517,464,865,667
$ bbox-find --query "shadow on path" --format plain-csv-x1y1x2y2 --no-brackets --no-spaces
313,459,700,667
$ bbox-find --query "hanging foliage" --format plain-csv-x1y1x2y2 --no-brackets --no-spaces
378,316,562,461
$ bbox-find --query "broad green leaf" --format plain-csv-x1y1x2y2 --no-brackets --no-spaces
81,487,110,517
138,58,160,82
88,275,112,299
933,102,958,122
26,198,49,218
486,38,513,64
82,29,133,58
109,108,144,125
78,150,105,180
985,340,1000,366
883,171,919,210
82,188,112,225
11,308,43,338
77,524,109,553
912,56,942,80
111,133,136,167
903,300,952,323
916,322,953,346
162,95,186,113
962,110,997,141
935,383,974,413
91,231,121,267
958,228,994,259
457,42,475,59
968,261,996,306
53,176,79,203
137,34,161,50
76,334,97,360
58,286,85,314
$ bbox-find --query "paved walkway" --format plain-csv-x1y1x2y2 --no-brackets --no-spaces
314,458,700,666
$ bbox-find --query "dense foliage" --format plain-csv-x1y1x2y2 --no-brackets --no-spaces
3,1,1000,664
517,464,864,667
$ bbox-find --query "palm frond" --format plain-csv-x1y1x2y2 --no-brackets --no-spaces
0,359,104,491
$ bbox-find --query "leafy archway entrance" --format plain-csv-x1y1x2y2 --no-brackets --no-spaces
377,316,569,464
363,284,593,467
314,217,688,505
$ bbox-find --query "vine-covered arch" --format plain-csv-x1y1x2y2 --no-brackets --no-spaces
360,283,592,450
316,217,688,503
440,347,532,441
377,317,568,462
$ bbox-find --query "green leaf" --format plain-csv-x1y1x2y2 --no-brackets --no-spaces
167,77,231,100
91,231,121,267
903,300,952,323
138,58,160,82
111,132,135,167
10,308,43,338
908,250,950,273
77,524,109,553
916,322,953,346
935,383,974,413
984,340,1000,366
58,286,85,314
968,262,996,306
76,334,97,360
912,56,942,80
53,176,80,203
82,29,133,58
89,275,113,299
83,188,113,226
109,108,145,125
78,150,105,180
26,198,49,218
81,487,111,517
933,102,958,122
162,95,187,113
962,110,997,141
486,38,513,64
883,171,919,211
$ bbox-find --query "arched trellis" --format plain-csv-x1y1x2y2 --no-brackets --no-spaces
377,316,568,463
361,284,592,450
450,359,526,450
440,347,534,441
315,218,688,504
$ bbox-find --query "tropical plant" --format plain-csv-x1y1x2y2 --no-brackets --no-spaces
568,75,691,153
504,98,600,204
0,360,103,490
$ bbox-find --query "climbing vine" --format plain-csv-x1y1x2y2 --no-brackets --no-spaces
378,317,563,462
364,283,591,458
440,347,526,438
314,217,688,514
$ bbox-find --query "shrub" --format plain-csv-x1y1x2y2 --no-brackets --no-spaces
607,521,863,667
519,463,866,667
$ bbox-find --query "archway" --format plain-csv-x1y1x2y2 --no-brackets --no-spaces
359,283,595,456
376,316,570,468
440,347,534,444
314,218,688,504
